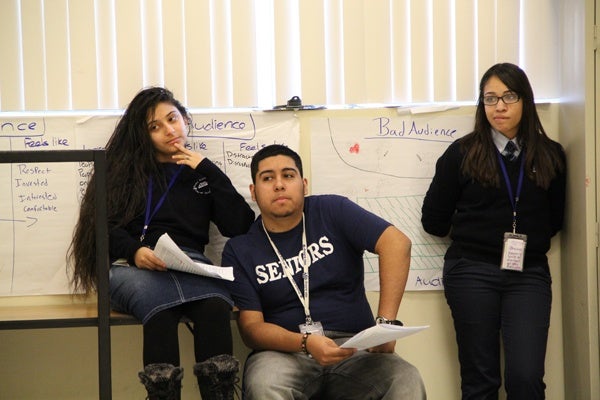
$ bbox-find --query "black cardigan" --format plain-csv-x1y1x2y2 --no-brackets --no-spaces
421,140,566,266
109,158,255,263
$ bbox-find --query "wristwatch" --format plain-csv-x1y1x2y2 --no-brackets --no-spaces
375,316,404,326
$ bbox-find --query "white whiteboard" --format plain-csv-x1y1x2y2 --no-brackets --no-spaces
0,111,299,295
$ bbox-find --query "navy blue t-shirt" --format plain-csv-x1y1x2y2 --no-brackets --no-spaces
222,194,391,334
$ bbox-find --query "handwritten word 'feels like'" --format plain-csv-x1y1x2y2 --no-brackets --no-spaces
372,117,457,139
24,136,70,148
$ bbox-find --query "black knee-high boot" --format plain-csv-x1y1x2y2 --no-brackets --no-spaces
139,363,184,400
193,354,240,400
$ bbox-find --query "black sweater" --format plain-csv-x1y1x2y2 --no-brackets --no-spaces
421,140,566,266
109,158,255,263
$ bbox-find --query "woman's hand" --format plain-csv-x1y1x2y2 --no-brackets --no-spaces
133,247,167,271
173,143,205,169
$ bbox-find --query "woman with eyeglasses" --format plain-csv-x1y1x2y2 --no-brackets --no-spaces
421,63,566,399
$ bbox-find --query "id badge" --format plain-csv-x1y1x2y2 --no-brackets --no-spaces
299,321,324,336
500,232,527,272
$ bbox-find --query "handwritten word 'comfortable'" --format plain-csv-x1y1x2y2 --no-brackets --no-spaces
372,117,457,138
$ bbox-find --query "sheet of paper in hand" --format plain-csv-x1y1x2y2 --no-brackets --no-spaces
154,233,234,281
340,324,429,351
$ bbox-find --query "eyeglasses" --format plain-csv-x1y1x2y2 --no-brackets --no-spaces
482,93,520,106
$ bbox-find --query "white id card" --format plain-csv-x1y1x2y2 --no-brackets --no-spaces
299,321,324,335
500,232,527,272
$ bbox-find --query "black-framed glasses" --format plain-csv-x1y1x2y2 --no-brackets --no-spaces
482,93,520,106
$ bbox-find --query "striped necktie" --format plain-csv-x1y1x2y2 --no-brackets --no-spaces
502,141,518,162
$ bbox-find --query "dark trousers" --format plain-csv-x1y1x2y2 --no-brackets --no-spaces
143,297,233,366
443,258,552,400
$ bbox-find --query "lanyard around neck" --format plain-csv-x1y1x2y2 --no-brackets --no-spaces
262,213,312,324
140,165,184,242
497,151,525,233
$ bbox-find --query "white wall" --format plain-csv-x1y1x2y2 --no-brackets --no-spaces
558,0,600,398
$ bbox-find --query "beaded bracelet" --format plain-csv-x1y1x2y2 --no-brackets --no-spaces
301,332,312,357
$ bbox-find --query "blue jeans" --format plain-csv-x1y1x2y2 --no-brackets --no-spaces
109,249,233,323
242,335,426,400
443,258,552,400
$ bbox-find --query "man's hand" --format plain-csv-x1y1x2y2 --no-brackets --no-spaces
305,334,357,366
367,341,396,353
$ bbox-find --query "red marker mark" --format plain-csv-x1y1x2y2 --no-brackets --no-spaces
349,143,360,154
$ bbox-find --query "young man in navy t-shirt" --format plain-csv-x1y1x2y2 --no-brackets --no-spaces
223,144,426,399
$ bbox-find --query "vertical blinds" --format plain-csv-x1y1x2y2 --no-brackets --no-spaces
0,0,558,111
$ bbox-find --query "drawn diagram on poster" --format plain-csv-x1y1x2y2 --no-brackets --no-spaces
310,113,474,291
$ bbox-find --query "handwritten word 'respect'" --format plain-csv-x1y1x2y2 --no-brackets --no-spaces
16,164,52,175
372,117,457,138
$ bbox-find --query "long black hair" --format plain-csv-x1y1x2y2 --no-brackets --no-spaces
460,63,564,188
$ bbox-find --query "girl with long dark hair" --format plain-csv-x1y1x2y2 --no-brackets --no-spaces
68,87,254,399
422,63,566,399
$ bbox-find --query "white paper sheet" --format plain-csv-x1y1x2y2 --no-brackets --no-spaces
154,233,234,281
340,324,429,351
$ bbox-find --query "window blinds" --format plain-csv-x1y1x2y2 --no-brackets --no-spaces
0,0,558,111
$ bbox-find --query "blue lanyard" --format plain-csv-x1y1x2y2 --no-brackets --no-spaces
497,151,525,233
140,165,184,242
